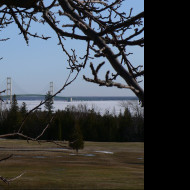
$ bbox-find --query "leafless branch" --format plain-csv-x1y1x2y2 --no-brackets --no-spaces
83,62,140,93
0,173,25,185
0,155,13,162
0,155,25,184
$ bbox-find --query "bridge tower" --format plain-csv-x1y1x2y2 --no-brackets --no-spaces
50,82,54,102
7,77,12,104
50,82,54,96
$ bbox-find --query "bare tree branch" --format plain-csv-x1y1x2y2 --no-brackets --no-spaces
0,154,25,184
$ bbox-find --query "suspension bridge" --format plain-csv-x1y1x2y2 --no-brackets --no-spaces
0,77,138,108
0,77,61,104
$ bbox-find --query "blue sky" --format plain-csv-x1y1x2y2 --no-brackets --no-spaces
0,0,144,97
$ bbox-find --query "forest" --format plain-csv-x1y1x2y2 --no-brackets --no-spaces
0,94,144,143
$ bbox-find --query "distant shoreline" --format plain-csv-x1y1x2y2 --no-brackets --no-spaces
1,95,138,102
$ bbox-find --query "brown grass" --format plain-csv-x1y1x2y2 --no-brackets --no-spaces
0,140,144,190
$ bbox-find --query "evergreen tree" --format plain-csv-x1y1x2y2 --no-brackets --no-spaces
69,122,84,153
44,91,54,113
20,102,27,115
10,94,19,112
7,94,22,133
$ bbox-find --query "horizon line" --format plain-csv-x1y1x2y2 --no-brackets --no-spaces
1,94,137,98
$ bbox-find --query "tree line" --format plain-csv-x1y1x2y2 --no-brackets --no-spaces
0,94,144,143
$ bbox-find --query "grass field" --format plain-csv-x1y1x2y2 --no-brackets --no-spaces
0,140,144,190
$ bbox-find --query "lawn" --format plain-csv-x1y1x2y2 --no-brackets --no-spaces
0,140,144,190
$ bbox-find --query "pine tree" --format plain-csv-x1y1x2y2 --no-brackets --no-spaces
8,94,21,132
44,91,54,113
20,102,27,115
69,122,84,154
10,94,19,112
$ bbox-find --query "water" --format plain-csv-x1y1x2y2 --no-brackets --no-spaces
1,95,138,102
1,95,140,116
95,151,114,154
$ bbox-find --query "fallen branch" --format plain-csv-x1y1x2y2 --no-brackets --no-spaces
0,173,25,185
0,155,25,184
